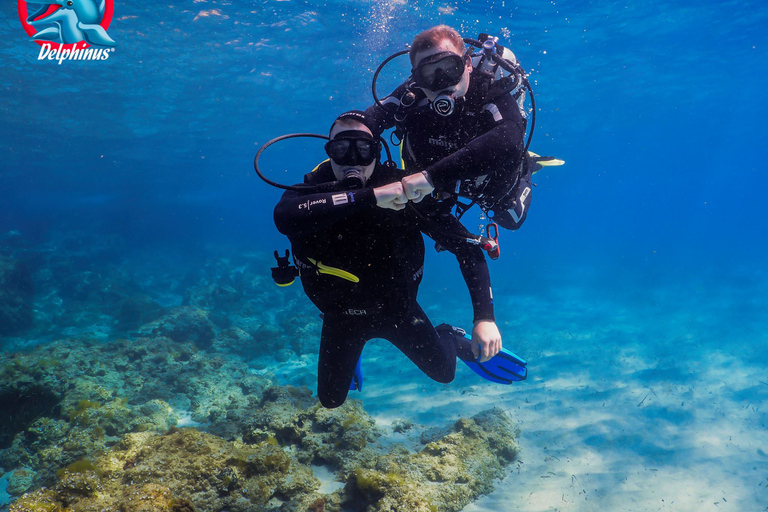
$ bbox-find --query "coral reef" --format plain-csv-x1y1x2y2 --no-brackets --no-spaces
10,428,322,512
117,294,166,329
344,409,519,512
7,382,518,512
0,336,270,490
243,385,384,473
1,336,520,512
176,254,321,358
140,306,217,350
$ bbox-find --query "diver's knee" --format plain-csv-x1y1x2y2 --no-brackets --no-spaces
318,390,347,409
433,366,456,384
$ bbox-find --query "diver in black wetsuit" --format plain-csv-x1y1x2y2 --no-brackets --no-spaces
365,25,533,230
273,111,500,408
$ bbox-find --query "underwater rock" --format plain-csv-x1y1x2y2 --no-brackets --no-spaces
0,230,25,251
7,395,520,512
343,408,520,512
10,428,322,512
0,336,271,491
143,306,216,349
212,327,256,356
183,283,240,311
243,385,384,464
3,344,521,512
58,271,104,301
5,467,37,497
118,294,166,330
177,254,322,357
0,380,62,451
0,255,34,336
392,419,415,434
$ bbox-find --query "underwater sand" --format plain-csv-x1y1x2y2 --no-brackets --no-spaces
268,268,768,511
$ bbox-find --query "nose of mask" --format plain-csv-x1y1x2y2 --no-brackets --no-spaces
431,69,460,91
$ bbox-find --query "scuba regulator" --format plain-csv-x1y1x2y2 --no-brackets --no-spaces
339,169,365,190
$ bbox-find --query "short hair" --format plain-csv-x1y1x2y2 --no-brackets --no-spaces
410,25,465,66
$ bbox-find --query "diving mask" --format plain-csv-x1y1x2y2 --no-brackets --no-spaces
324,130,380,167
411,51,468,91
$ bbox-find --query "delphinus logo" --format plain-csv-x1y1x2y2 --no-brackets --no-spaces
17,0,117,64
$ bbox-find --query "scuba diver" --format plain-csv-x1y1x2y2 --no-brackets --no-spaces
366,25,563,249
268,111,527,408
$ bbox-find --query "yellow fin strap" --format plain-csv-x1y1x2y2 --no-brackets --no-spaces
307,258,360,283
528,151,565,167
528,151,565,175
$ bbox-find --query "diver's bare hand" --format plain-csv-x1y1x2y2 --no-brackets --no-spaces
471,320,502,362
402,171,434,203
374,181,407,210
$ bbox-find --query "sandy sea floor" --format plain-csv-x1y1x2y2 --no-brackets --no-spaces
271,270,768,511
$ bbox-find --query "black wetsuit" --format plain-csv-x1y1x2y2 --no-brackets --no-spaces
274,162,491,408
365,74,532,229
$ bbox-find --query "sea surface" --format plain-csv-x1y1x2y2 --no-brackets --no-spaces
1,0,767,510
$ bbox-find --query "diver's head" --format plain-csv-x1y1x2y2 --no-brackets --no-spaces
326,111,380,189
409,25,472,107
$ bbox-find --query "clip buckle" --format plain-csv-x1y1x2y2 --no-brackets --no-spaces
482,222,501,260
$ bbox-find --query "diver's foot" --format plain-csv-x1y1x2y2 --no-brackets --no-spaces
435,323,476,362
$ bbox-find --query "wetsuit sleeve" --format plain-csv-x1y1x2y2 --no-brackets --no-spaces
425,93,526,191
364,83,409,137
417,213,495,322
274,187,376,236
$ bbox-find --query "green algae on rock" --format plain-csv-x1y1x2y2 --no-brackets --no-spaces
8,406,519,512
10,428,322,512
243,385,383,471
1,334,521,511
0,336,270,493
141,306,217,350
342,408,520,512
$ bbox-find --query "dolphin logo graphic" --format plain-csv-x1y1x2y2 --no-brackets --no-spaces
25,0,116,47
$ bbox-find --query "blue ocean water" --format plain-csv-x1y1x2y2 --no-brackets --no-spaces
1,0,767,510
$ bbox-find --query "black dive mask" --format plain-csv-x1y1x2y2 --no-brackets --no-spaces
324,130,379,167
412,51,467,91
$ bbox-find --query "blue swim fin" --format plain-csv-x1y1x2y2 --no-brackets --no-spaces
349,356,363,392
443,325,528,384
462,347,527,384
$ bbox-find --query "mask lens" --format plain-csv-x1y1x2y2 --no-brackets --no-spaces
414,53,465,90
355,140,376,162
325,140,351,161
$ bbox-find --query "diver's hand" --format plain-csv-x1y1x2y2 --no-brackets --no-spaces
471,320,502,363
402,171,434,203
374,182,408,210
